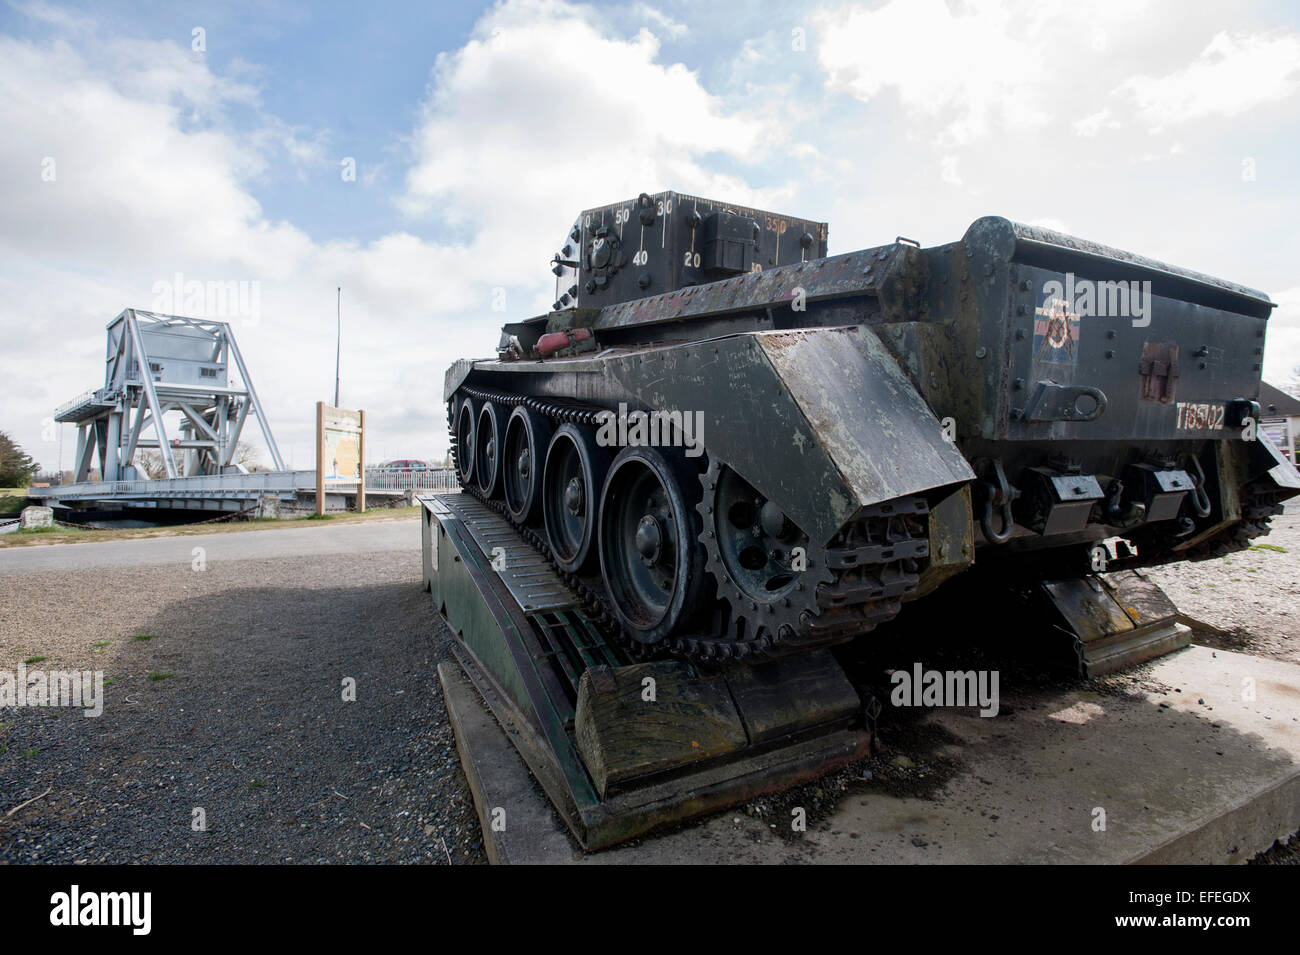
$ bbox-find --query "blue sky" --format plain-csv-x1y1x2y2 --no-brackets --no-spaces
2,0,1299,469
0,0,488,242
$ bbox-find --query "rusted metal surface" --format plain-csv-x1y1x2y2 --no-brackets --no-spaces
570,191,828,310
914,483,974,598
1001,218,1273,310
759,326,975,513
593,243,917,332
1039,570,1189,677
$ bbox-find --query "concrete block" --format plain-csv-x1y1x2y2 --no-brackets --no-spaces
438,660,578,864
587,645,1300,864
19,505,53,529
445,644,1300,864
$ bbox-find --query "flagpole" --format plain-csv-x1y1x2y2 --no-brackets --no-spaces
334,286,341,407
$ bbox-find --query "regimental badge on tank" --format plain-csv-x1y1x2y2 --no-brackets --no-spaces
1033,297,1080,365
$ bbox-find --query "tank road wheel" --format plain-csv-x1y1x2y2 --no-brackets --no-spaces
542,423,611,574
454,396,477,487
598,447,707,646
474,401,509,498
502,406,552,523
696,459,827,642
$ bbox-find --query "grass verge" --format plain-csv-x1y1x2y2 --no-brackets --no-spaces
0,504,420,548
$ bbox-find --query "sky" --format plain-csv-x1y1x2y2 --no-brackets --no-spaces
1,0,1298,473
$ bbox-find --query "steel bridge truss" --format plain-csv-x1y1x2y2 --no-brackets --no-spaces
55,309,285,481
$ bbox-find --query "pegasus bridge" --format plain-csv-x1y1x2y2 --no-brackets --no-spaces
29,309,455,517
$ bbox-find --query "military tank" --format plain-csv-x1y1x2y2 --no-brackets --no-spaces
446,190,1300,667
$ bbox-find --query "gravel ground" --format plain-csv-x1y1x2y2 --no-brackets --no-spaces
0,535,486,864
1145,509,1300,664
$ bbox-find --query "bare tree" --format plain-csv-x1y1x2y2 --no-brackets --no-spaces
133,449,168,479
133,448,187,478
1285,363,1300,400
236,442,265,472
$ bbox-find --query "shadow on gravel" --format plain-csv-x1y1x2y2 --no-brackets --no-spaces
0,579,486,864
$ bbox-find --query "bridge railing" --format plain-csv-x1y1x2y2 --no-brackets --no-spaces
364,467,460,493
27,468,460,501
28,470,312,500
54,390,97,419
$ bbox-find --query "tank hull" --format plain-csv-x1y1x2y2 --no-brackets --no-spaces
445,200,1299,661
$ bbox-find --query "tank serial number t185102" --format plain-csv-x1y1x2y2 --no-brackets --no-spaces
445,190,1300,665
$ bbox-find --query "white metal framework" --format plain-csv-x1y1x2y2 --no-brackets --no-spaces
55,309,285,482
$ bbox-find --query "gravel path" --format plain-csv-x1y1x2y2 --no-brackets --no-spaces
0,531,485,864
1145,509,1300,664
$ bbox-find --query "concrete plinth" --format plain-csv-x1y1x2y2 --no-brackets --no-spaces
445,645,1300,864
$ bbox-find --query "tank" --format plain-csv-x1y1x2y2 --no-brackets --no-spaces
445,190,1300,664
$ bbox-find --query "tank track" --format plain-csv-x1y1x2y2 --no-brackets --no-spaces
449,384,931,663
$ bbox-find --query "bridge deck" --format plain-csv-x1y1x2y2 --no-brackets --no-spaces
26,471,417,512
27,467,460,513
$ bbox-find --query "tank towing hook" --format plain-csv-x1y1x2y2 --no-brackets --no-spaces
977,458,1020,544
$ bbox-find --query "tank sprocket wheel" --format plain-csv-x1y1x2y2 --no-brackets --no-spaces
691,459,832,655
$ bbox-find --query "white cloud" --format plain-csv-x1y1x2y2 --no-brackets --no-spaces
0,0,787,470
1072,108,1120,137
1117,31,1300,127
812,0,1051,146
0,28,482,470
0,34,310,274
629,2,688,40
400,0,779,231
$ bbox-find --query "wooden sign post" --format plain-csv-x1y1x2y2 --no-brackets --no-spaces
357,410,366,513
316,402,366,515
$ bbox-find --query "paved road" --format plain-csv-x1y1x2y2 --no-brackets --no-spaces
0,518,419,575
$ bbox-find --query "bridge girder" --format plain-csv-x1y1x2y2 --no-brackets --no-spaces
54,309,284,482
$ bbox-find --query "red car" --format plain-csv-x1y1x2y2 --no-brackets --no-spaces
376,459,429,473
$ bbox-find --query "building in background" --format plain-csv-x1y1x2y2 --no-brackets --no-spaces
1260,381,1300,465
